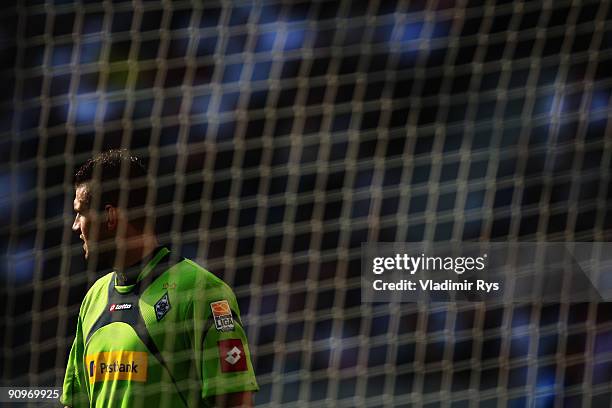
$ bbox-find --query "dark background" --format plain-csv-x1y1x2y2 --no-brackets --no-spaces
1,0,612,406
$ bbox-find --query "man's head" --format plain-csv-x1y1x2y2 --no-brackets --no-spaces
72,149,151,262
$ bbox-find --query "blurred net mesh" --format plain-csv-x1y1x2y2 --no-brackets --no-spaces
1,0,612,406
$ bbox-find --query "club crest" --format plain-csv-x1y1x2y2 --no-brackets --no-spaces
154,292,171,321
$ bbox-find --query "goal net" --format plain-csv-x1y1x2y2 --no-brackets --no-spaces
2,0,612,406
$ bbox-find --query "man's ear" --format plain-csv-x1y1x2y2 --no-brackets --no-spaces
104,205,118,232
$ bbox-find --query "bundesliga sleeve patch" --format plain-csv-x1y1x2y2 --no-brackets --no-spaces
218,339,247,372
210,300,235,332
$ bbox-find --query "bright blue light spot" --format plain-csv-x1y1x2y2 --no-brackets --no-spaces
537,365,556,389
257,22,308,54
75,99,98,123
255,32,276,53
534,393,555,408
284,29,306,50
401,21,424,42
52,45,73,66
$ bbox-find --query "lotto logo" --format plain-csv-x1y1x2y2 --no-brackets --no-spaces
225,346,242,365
218,339,247,372
109,303,132,312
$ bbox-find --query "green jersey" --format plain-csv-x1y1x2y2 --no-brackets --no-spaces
61,247,258,407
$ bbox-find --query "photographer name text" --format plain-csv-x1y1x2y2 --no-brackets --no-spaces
372,279,499,292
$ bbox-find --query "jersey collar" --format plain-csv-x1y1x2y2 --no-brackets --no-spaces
114,246,170,287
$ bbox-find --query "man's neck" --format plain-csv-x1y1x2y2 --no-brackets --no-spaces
113,234,160,271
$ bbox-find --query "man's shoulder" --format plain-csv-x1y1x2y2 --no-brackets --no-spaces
169,258,238,307
172,258,242,317
77,272,113,320
89,271,114,292
171,257,227,288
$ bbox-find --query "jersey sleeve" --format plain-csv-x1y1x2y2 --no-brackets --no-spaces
190,276,259,399
60,315,90,407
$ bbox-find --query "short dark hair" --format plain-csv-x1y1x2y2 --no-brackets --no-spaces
74,149,151,229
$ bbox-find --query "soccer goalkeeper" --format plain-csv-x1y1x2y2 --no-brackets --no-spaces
61,150,258,407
